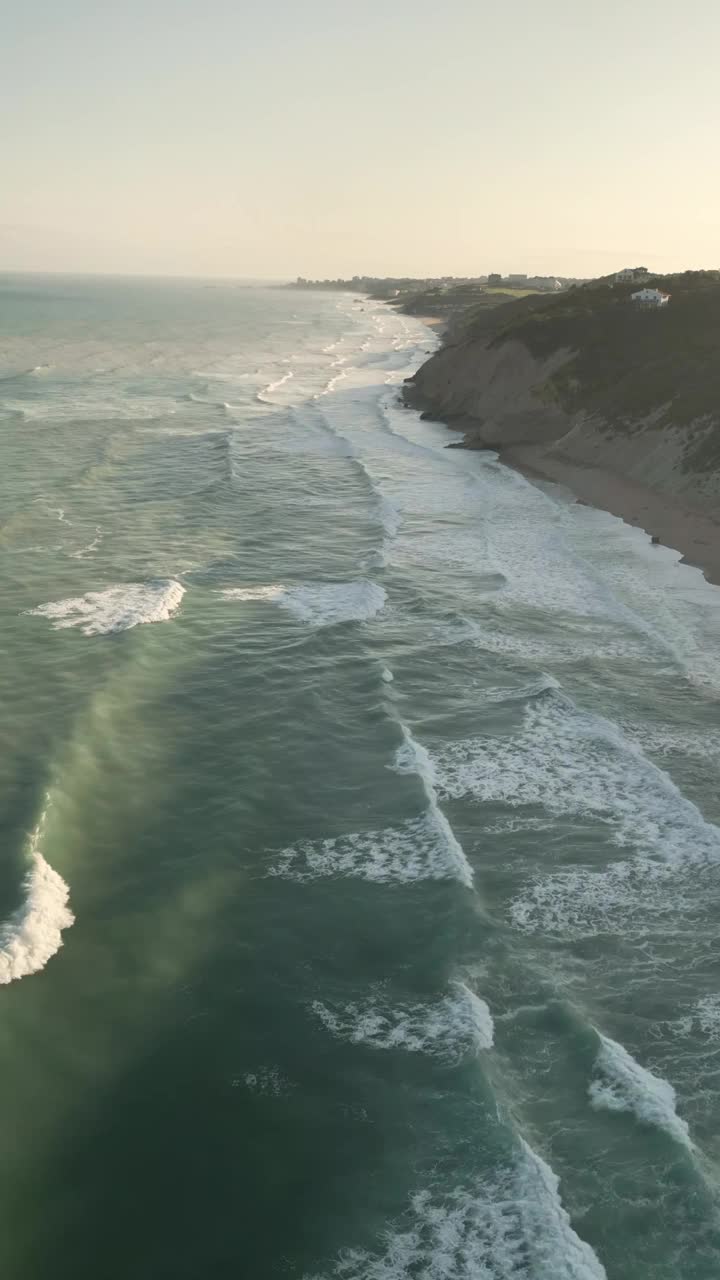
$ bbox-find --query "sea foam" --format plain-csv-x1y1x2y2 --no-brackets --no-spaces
312,981,493,1062
428,692,720,936
0,809,74,985
3,394,178,422
221,580,386,626
26,579,185,635
589,1032,691,1149
694,995,720,1039
220,586,286,604
268,812,468,885
305,1138,606,1279
233,1066,294,1096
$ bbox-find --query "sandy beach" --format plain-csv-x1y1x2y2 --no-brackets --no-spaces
502,442,720,588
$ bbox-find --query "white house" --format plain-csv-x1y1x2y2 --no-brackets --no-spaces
631,288,670,307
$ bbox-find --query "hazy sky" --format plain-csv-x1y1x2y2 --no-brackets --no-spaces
3,0,719,279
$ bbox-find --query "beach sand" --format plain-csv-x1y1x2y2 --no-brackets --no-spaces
503,442,720,588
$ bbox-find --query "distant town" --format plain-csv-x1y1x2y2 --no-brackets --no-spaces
292,271,585,296
288,273,586,321
288,267,678,319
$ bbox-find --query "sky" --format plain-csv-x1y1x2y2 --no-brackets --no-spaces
3,0,719,279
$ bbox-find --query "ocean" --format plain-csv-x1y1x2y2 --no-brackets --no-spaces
1,273,720,1279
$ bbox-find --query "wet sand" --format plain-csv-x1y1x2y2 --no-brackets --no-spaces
504,443,720,588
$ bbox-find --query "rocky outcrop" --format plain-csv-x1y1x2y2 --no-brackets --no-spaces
406,337,573,447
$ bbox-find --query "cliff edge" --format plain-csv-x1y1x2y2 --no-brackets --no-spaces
405,272,720,581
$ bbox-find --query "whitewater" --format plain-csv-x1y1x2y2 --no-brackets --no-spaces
1,273,720,1279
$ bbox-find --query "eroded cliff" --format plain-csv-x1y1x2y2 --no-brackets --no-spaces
406,272,720,517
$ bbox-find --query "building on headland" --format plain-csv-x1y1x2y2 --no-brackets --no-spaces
487,273,562,291
631,287,670,307
526,276,563,291
615,266,649,283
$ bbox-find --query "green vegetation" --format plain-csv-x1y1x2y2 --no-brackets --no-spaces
483,287,538,298
288,276,578,324
389,282,517,320
460,271,720,432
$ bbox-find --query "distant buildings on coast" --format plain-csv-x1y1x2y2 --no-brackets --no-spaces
294,272,578,296
613,266,671,305
487,272,563,291
614,266,650,283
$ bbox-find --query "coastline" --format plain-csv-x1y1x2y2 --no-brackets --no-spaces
451,435,720,588
403,310,720,591
501,443,720,587
412,315,444,333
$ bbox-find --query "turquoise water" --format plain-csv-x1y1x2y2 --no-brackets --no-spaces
1,274,720,1278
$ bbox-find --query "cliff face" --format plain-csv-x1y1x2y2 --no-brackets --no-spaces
408,338,573,446
406,273,720,518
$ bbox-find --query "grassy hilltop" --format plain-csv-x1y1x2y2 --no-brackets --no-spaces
462,271,720,434
407,269,720,509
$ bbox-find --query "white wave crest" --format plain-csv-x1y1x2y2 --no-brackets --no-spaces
589,1032,691,1148
428,693,720,936
221,580,386,626
312,981,493,1061
393,724,473,887
305,1139,606,1279
220,585,286,604
0,811,74,985
26,579,185,635
256,370,294,403
268,812,468,884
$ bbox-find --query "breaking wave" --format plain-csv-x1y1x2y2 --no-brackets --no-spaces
26,578,185,635
0,806,74,985
589,1032,691,1149
393,723,474,888
312,981,493,1061
427,691,720,936
268,812,469,885
305,1139,606,1279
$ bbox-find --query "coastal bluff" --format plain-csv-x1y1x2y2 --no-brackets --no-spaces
405,272,720,581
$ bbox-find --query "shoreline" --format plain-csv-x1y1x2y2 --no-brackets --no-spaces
410,314,444,333
404,312,720,591
477,439,720,588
